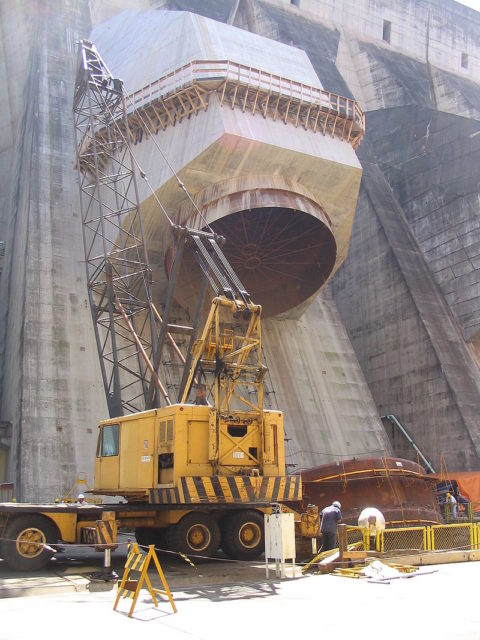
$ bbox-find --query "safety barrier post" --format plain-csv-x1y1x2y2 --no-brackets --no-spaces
426,526,432,551
363,528,370,551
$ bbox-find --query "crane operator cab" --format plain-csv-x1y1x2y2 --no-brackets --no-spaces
94,405,287,502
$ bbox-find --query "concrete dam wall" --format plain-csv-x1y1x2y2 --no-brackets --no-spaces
0,0,479,500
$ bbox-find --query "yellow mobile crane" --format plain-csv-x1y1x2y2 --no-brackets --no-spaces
0,42,313,571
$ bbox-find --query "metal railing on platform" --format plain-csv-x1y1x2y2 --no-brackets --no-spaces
82,59,365,155
131,60,363,117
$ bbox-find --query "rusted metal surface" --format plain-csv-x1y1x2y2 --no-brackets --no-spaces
299,457,443,526
0,484,14,502
166,188,336,318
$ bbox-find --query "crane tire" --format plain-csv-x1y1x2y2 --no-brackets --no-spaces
1,515,58,571
134,527,167,552
166,512,220,559
221,510,264,560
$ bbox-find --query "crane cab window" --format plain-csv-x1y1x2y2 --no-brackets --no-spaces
96,424,119,457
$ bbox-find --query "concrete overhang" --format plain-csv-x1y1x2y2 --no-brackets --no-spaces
92,9,364,317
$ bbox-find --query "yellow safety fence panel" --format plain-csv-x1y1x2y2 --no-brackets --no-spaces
346,526,369,551
430,523,476,552
377,523,478,553
379,527,428,553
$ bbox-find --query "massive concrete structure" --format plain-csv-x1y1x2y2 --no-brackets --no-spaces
89,9,364,318
1,0,479,500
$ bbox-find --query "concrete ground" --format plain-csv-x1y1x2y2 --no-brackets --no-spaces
1,539,479,639
0,533,275,597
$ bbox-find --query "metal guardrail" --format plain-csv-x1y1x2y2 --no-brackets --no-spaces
374,523,480,552
430,523,477,551
379,526,428,553
130,59,364,129
127,59,365,147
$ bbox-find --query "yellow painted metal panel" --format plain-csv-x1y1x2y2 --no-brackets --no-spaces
187,420,209,465
119,416,155,488
96,456,120,491
42,512,78,543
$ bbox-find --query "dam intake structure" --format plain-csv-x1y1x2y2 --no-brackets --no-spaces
88,9,364,319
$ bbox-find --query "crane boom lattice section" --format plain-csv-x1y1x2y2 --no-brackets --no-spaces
73,40,270,422
73,40,167,417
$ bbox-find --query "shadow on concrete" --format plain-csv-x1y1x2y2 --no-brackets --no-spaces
0,532,300,600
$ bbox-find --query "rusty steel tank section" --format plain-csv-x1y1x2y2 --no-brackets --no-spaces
90,9,364,318
300,457,442,527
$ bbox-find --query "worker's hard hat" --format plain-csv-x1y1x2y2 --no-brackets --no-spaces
446,492,451,497
332,501,341,509
78,493,85,500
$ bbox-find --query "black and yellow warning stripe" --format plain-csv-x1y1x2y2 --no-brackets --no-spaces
124,547,147,573
149,474,301,505
81,527,96,545
79,519,117,548
95,518,117,547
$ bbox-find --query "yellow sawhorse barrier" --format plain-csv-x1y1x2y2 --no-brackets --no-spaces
114,543,177,618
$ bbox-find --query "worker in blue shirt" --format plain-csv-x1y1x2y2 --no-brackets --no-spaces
320,501,342,551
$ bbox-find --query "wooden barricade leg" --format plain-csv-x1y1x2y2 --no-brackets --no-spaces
151,545,177,613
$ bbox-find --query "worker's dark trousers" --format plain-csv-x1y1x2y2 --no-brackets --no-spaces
321,531,337,551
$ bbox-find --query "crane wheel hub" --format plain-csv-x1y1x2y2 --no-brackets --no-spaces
186,524,211,551
16,527,46,559
238,522,262,549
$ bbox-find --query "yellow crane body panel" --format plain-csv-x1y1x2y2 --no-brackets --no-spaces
94,404,300,504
